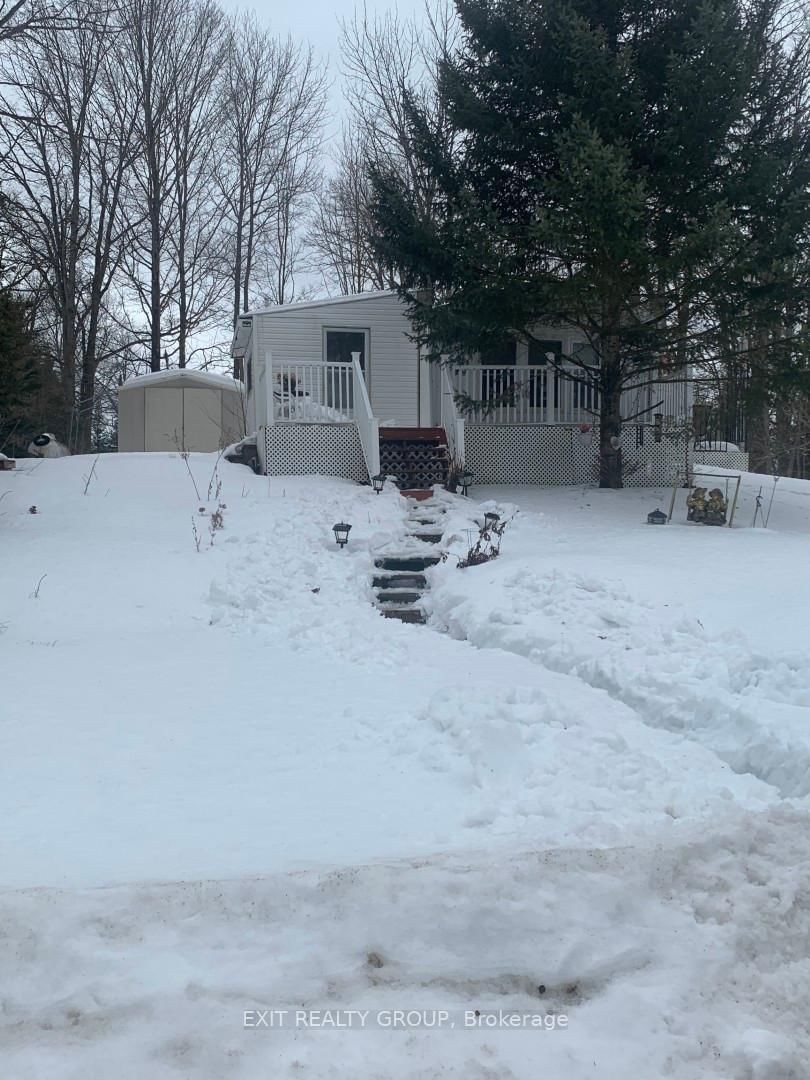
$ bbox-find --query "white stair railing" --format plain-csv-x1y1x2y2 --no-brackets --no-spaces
351,351,380,478
440,366,466,464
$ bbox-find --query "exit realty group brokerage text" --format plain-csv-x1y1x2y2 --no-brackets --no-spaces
243,1009,569,1030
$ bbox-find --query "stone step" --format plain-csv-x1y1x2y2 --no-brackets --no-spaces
379,607,427,625
409,532,443,544
371,573,427,590
376,589,423,605
374,554,442,571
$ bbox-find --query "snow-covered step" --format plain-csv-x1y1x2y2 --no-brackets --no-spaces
371,572,427,590
376,589,423,605
379,606,427,624
374,554,442,572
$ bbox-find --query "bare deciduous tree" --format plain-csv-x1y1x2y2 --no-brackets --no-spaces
325,0,458,290
115,0,186,372
308,128,392,295
164,0,229,366
218,15,325,326
0,0,139,449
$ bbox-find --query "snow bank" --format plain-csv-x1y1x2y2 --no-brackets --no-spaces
2,807,808,1079
428,477,810,798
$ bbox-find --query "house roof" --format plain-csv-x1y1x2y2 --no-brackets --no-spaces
119,368,244,393
242,290,396,318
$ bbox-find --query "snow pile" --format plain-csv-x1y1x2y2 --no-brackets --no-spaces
1,455,809,1077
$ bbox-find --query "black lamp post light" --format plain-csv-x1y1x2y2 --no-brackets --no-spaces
371,473,386,495
459,469,475,497
647,509,668,525
333,522,352,547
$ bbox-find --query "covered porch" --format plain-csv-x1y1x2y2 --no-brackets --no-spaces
449,365,693,427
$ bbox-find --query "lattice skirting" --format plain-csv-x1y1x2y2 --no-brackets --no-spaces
464,425,749,487
464,426,575,485
261,423,368,481
692,450,750,472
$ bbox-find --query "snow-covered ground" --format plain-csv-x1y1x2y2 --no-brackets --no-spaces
1,455,808,1078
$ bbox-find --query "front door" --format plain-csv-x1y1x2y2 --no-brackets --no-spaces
324,328,369,414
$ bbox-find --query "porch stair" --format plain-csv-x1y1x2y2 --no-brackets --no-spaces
371,498,448,624
379,427,449,491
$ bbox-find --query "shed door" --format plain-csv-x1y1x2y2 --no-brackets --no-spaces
145,388,183,451
183,388,222,451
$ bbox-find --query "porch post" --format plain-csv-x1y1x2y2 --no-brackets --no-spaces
264,350,274,427
418,346,433,426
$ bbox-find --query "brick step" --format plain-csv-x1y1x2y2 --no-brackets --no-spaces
399,489,435,501
409,532,443,544
375,589,423,605
371,573,427,589
374,553,442,571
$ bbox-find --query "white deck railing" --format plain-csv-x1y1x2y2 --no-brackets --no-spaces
270,358,356,423
440,366,466,464
351,351,380,478
451,365,691,425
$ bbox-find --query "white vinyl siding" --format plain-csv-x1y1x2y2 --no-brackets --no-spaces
253,293,419,426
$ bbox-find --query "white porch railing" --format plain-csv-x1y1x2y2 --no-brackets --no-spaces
351,351,380,478
440,366,466,464
268,356,356,423
451,365,691,425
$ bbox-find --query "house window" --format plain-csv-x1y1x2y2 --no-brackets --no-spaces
570,342,598,410
479,337,517,403
324,329,368,372
529,339,563,365
479,337,517,366
571,341,598,367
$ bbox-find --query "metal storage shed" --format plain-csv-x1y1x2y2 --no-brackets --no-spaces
118,369,245,453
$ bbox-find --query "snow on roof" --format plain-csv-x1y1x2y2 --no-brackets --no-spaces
119,368,244,392
243,290,397,318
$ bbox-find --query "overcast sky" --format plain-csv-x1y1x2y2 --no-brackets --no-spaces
219,0,426,74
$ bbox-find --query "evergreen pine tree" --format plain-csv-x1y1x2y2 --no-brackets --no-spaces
372,0,810,486
0,288,54,453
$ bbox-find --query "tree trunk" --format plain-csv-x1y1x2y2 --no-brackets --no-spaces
75,359,97,454
598,334,623,488
149,189,161,371
745,330,772,474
